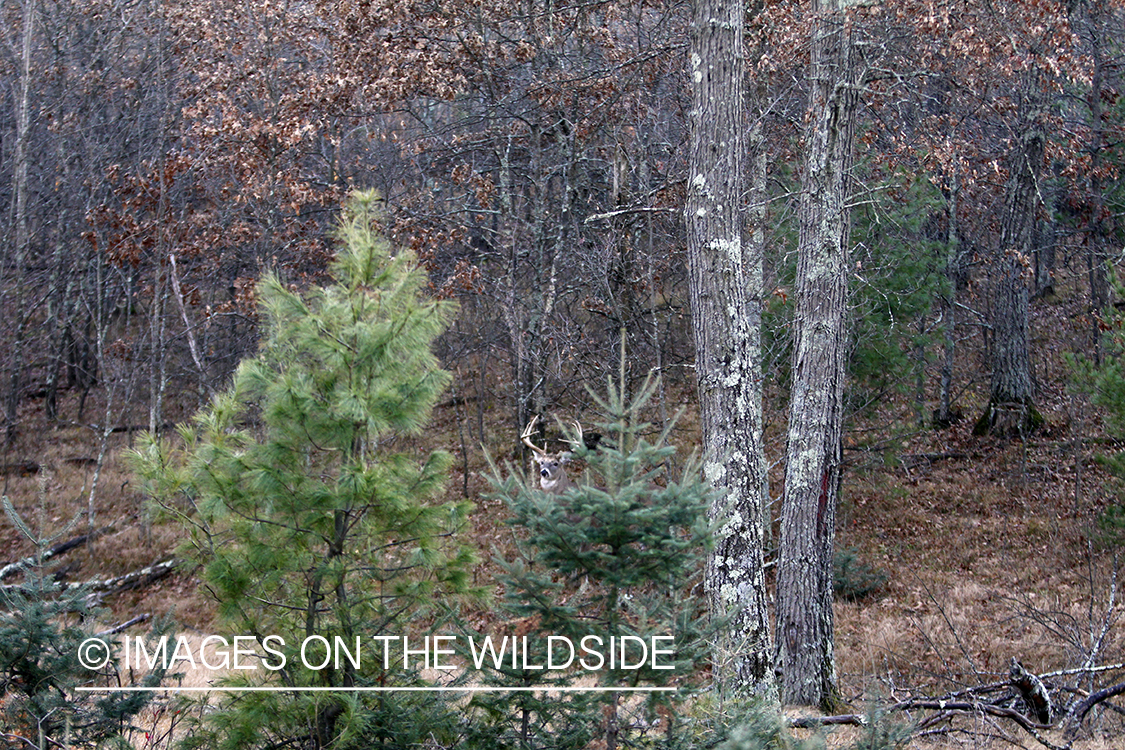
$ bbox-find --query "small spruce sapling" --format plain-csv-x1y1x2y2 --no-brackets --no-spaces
469,367,716,750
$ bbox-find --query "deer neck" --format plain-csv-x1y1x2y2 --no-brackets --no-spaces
541,473,572,494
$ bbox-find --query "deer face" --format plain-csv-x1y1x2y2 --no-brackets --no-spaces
530,452,573,494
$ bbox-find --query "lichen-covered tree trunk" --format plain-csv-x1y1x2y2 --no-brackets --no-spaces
975,86,1044,437
775,0,859,709
686,0,774,698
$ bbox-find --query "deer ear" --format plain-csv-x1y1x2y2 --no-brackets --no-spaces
558,452,573,465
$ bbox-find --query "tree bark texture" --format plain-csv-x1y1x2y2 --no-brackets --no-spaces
976,86,1043,436
776,0,860,709
686,0,774,697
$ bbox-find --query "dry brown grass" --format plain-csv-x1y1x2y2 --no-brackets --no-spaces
0,388,210,629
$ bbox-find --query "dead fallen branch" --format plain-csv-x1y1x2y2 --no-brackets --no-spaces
789,699,1062,750
0,524,115,581
54,419,178,435
898,699,1052,733
97,613,152,636
1,559,177,606
898,452,969,468
83,559,177,606
1069,681,1125,724
0,460,39,476
788,659,1125,750
788,714,868,728
790,698,1051,731
108,422,177,434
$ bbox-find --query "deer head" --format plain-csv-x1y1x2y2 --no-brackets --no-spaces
521,415,583,495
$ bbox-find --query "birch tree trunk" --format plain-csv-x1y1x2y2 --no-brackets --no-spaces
775,0,860,709
687,0,774,697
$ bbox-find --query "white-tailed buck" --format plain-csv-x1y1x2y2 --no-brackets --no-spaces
521,415,583,495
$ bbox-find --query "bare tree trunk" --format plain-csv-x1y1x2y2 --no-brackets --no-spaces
148,259,168,433
974,83,1043,437
687,0,774,699
936,172,960,428
7,0,35,445
1074,0,1110,363
776,0,860,709
1034,183,1059,301
44,164,72,425
915,314,926,428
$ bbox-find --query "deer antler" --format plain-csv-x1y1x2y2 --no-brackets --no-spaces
521,415,548,456
566,420,584,451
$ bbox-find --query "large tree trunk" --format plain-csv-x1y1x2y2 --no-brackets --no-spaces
775,0,860,709
687,0,774,698
974,87,1044,437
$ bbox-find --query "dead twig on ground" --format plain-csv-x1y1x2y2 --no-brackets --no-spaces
791,658,1125,750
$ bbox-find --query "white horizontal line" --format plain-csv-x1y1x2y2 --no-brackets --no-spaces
76,686,677,694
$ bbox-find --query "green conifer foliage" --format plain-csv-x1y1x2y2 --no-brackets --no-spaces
469,369,715,750
131,192,475,749
764,170,947,414
848,174,947,411
0,496,166,749
1071,292,1125,546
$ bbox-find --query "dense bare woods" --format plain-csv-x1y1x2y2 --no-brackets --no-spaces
2,0,1116,438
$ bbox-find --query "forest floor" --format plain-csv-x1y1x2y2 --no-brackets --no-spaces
2,279,1124,749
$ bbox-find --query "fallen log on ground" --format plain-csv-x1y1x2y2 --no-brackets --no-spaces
1,558,177,606
82,559,177,606
0,524,115,581
0,460,39,476
97,613,152,636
